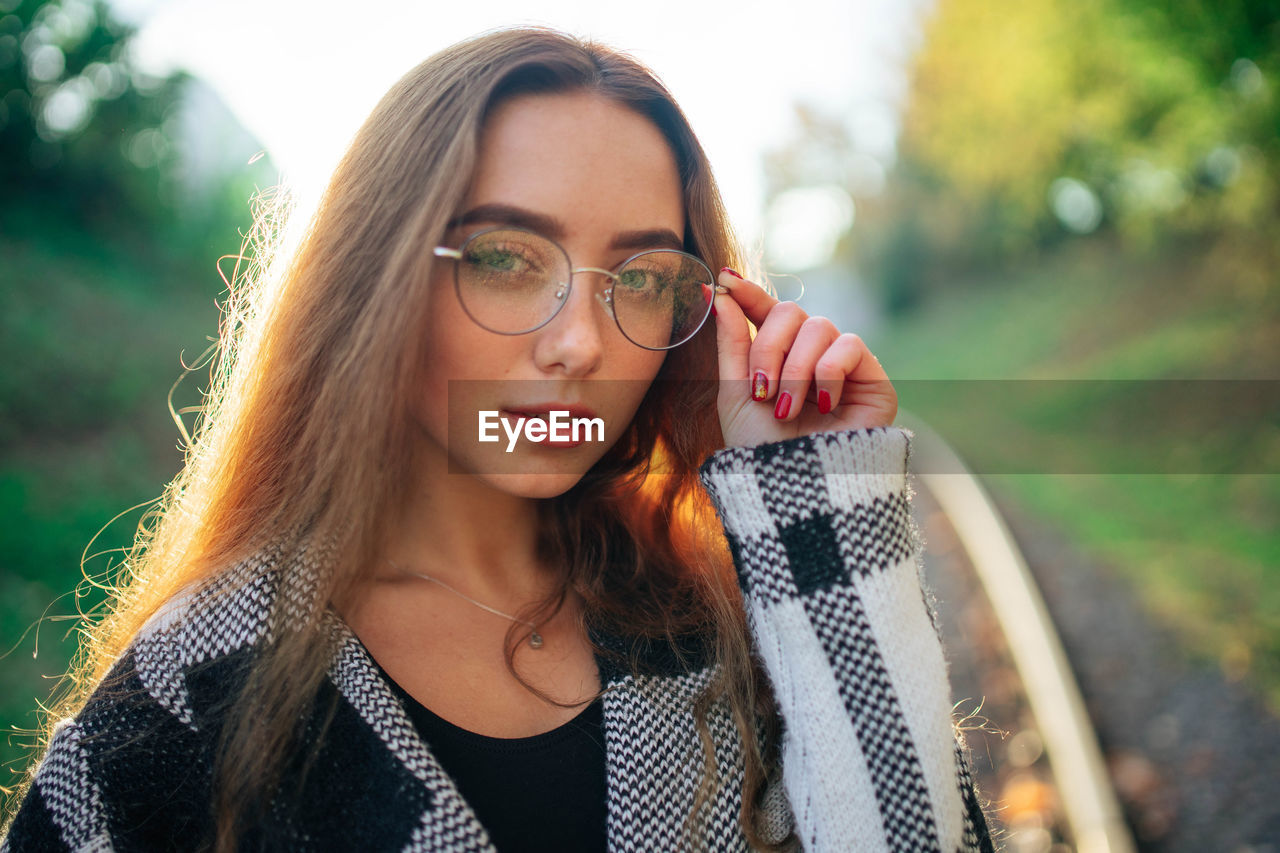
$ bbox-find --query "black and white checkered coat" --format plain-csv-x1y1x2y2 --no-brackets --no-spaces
2,426,993,851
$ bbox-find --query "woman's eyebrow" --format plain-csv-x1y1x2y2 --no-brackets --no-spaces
449,203,684,252
609,228,684,252
449,203,563,238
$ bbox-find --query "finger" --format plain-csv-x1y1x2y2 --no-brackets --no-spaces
718,267,780,333
773,315,840,421
711,271,753,390
815,332,893,410
747,300,808,404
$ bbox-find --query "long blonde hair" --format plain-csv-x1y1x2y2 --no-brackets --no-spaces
4,26,793,851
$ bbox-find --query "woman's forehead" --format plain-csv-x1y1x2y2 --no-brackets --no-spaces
466,91,685,239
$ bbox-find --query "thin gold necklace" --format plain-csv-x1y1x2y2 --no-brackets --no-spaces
386,559,544,649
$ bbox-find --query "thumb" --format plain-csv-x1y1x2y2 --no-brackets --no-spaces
712,268,754,385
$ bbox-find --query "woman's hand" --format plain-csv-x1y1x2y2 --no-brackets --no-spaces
710,267,898,451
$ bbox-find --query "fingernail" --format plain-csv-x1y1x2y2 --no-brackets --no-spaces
752,371,768,401
818,388,832,414
774,391,791,419
710,301,717,317
721,267,744,280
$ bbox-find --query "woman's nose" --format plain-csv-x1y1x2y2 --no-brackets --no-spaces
532,271,612,376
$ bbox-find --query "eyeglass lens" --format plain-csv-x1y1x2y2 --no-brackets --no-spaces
453,229,715,350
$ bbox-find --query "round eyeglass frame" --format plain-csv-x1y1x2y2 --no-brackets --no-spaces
432,225,728,351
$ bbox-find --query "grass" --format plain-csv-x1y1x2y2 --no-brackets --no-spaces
867,233,1280,712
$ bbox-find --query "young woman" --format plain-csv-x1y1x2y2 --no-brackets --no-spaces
1,27,993,853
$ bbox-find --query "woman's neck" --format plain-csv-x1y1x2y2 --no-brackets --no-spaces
378,439,555,605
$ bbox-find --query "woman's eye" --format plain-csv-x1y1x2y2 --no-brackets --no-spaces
618,269,663,291
469,246,536,272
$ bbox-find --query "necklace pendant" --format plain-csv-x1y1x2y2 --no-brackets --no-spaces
529,631,544,649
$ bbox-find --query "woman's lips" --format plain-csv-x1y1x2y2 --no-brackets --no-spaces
500,409,587,448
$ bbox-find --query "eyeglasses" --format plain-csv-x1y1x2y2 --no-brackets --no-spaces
433,226,724,351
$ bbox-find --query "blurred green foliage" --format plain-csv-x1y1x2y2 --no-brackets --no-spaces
832,0,1280,708
861,0,1277,313
3,0,181,228
0,0,269,253
1,0,273,796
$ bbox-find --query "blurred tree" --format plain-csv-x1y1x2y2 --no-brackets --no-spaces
0,0,273,249
912,0,1272,280
1,0,277,455
0,0,281,803
767,0,1279,314
1,0,185,229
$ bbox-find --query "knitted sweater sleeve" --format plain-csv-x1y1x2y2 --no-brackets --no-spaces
697,425,994,852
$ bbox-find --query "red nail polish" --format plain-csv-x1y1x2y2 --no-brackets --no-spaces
774,391,791,419
752,371,768,401
721,267,744,280
701,282,717,317
818,388,832,414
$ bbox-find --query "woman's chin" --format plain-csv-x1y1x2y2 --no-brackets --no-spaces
474,470,587,499
443,442,603,498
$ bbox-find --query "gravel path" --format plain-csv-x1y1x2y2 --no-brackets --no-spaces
916,475,1280,851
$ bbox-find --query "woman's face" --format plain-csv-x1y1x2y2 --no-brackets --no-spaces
413,90,684,497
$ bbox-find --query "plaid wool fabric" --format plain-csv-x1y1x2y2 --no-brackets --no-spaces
2,426,993,852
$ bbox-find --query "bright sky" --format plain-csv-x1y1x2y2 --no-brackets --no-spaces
113,0,929,270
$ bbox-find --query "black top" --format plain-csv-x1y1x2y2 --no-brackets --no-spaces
370,656,608,853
